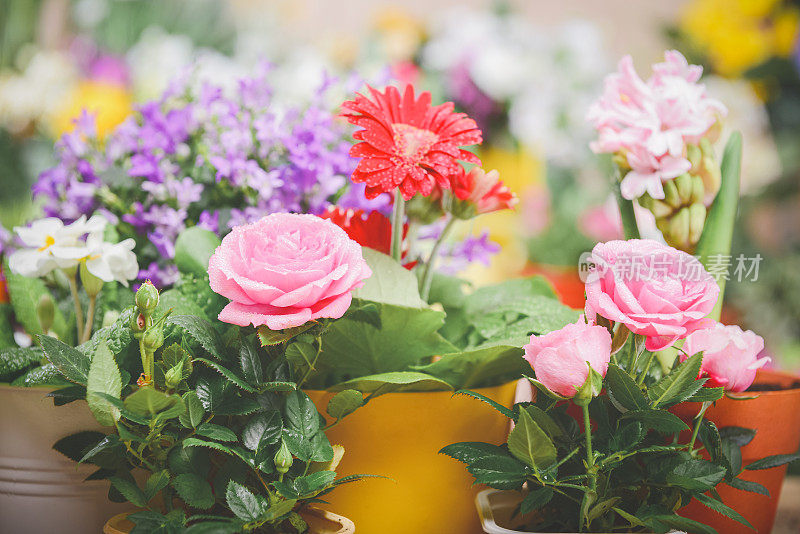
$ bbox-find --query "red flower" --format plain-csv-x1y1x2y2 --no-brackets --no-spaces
321,207,416,267
341,84,483,201
452,167,518,215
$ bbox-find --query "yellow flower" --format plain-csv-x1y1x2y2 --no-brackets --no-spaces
50,80,132,139
681,0,800,77
372,7,426,62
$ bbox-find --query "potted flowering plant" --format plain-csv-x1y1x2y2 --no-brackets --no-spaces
587,50,800,533
198,85,579,534
0,214,141,532
448,239,798,534
40,270,365,534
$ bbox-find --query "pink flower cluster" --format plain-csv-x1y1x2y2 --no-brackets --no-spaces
587,50,726,200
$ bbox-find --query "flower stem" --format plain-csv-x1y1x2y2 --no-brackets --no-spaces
687,401,712,456
67,272,84,343
420,216,457,301
582,404,597,492
636,350,657,386
390,191,405,262
613,171,640,240
81,295,96,344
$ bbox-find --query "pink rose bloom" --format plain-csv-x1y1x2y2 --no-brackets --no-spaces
683,322,768,392
208,213,372,330
523,318,612,398
587,50,726,201
584,239,719,352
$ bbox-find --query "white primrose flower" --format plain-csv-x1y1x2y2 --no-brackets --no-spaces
8,215,106,277
83,233,139,287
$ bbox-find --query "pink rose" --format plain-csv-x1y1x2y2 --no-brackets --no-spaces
584,239,719,352
523,318,612,398
683,322,768,392
208,213,372,330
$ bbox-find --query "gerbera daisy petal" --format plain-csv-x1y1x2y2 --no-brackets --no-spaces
341,84,483,199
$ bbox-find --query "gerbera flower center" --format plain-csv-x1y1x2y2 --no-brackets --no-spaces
392,123,439,163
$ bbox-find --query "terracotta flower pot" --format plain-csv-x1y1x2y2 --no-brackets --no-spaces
671,369,800,534
0,384,131,533
307,382,517,534
103,508,355,534
521,264,585,309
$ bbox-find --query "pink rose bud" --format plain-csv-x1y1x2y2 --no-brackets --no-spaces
208,213,372,330
683,322,768,393
523,318,612,398
584,239,719,352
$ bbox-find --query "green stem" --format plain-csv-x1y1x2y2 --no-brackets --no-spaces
81,294,96,344
636,351,657,386
583,404,597,492
613,175,640,240
67,272,84,343
298,332,324,389
687,401,712,455
419,216,457,301
390,191,405,262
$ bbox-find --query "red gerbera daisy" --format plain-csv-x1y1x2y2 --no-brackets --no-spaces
321,207,415,267
341,84,483,201
452,167,518,216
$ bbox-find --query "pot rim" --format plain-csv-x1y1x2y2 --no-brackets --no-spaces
304,380,517,396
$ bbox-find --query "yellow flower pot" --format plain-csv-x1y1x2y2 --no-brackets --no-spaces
307,382,517,534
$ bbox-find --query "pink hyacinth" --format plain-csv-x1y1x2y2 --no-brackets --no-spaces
584,239,719,351
208,213,372,330
683,322,768,393
523,317,612,398
587,50,726,200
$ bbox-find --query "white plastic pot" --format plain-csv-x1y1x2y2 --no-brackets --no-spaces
0,384,130,533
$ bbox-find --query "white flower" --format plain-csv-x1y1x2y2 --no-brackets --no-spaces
84,234,139,287
8,215,110,278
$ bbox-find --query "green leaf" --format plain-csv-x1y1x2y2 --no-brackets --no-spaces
519,487,554,515
241,410,282,451
172,473,215,510
5,269,69,342
167,315,223,360
645,514,717,534
696,131,742,321
86,340,122,426
179,391,205,429
454,389,515,419
620,409,689,433
688,387,725,402
125,388,184,418
745,453,800,470
719,426,757,447
256,324,313,347
0,346,43,379
159,289,210,321
110,476,147,507
39,334,90,385
520,405,563,440
726,477,769,495
285,390,320,437
467,455,528,490
226,481,263,522
647,352,705,408
345,299,382,329
507,408,557,469
326,389,364,419
263,499,297,521
183,438,255,467
412,344,528,389
144,471,170,501
293,471,337,496
238,338,263,384
439,442,510,465
53,431,106,462
352,248,425,307
174,226,221,276
694,493,754,529
605,364,648,412
196,423,238,442
666,459,726,491
315,302,456,381
330,371,452,393
195,358,254,392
